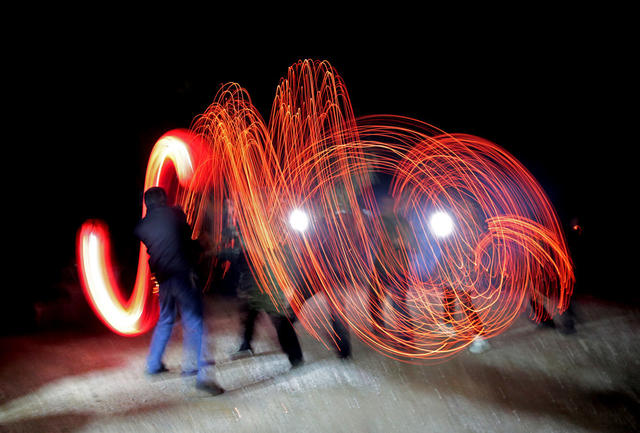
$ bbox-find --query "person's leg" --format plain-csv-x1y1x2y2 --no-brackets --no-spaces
328,291,351,359
174,273,205,377
529,292,554,328
270,314,303,366
433,286,457,338
331,312,351,358
368,285,385,334
442,286,456,324
389,285,413,347
176,274,223,394
240,301,259,351
146,279,177,373
558,301,576,334
459,291,483,336
231,303,258,359
460,291,490,353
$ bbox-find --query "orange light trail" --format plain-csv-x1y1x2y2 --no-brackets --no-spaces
77,60,573,362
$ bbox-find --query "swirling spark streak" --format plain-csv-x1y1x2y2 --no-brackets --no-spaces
77,60,573,362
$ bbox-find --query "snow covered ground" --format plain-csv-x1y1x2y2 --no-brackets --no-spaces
1,295,638,432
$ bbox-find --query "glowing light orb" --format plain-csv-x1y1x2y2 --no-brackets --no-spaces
289,209,309,233
429,211,454,238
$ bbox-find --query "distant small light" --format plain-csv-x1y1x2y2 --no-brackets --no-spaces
429,211,454,237
289,209,309,233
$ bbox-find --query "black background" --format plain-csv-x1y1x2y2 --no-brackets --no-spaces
8,14,631,333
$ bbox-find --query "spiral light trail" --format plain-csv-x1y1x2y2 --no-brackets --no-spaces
77,59,573,361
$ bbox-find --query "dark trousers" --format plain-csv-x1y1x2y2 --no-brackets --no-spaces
529,296,575,328
299,287,351,358
329,308,351,357
368,283,413,344
239,300,303,365
443,286,483,335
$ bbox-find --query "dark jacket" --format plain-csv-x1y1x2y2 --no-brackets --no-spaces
218,235,294,317
135,204,198,282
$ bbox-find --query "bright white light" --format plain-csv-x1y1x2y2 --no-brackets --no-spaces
429,211,454,237
289,209,309,233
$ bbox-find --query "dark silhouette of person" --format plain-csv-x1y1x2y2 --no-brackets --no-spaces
222,228,304,367
441,285,490,352
368,194,415,349
437,190,490,353
301,210,354,359
528,277,576,334
134,187,223,395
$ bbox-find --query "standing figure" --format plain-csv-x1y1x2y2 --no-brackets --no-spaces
301,210,355,360
368,194,415,349
223,229,304,368
441,286,490,353
135,187,223,395
434,189,490,354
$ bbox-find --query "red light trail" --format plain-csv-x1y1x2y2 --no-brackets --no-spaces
77,59,573,362
76,129,202,336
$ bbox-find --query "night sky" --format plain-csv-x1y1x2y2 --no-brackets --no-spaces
11,19,628,332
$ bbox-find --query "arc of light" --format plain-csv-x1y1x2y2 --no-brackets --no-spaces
77,130,198,336
74,59,574,364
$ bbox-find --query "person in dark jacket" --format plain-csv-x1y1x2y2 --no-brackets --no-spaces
135,187,223,395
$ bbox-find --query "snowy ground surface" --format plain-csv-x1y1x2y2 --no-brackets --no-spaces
1,295,639,432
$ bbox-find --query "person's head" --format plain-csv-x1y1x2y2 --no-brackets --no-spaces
144,187,167,210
